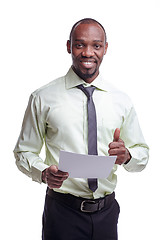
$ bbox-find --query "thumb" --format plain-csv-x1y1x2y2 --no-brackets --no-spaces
113,128,120,142
49,165,59,174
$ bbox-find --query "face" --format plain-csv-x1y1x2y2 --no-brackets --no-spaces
67,23,108,83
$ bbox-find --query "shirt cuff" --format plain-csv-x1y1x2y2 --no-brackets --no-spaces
123,147,148,172
31,162,49,183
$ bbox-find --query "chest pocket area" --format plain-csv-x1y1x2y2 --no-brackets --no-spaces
96,94,124,147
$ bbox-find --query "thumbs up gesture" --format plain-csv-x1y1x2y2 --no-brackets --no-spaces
113,128,121,142
108,128,131,165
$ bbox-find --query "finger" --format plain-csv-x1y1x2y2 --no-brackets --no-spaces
53,170,69,178
47,176,67,185
47,173,68,181
49,165,59,174
108,141,124,149
113,128,120,142
108,148,126,156
46,174,68,189
115,159,124,165
49,165,69,177
47,172,69,182
115,154,127,165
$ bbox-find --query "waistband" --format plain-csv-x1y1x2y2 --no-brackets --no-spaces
47,188,115,213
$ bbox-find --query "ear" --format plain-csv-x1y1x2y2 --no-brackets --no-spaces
67,40,71,54
104,42,108,55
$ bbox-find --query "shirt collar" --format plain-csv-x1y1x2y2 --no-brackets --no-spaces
65,67,110,92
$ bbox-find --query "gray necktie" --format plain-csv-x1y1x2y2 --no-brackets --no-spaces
77,84,98,192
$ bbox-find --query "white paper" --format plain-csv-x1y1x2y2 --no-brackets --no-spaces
59,150,117,178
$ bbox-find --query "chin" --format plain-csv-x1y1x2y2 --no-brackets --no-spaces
80,69,98,80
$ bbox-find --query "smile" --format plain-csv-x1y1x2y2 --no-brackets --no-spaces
80,61,96,68
82,62,92,65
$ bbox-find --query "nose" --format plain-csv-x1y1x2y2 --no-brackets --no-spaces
82,46,95,57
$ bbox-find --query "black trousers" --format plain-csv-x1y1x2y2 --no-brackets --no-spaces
42,193,120,240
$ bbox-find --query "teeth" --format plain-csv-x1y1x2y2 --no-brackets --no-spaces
83,62,92,65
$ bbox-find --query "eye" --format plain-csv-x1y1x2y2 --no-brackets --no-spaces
94,44,101,50
75,43,84,49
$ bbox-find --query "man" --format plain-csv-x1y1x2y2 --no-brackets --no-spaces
14,18,149,239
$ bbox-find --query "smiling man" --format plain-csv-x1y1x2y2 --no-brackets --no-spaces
14,18,149,240
67,21,108,82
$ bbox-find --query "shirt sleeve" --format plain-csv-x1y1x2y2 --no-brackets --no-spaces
13,93,49,183
120,104,149,172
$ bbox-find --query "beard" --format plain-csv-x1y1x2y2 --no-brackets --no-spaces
80,68,97,79
73,66,98,81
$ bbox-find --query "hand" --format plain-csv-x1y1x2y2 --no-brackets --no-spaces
42,165,69,189
108,128,131,165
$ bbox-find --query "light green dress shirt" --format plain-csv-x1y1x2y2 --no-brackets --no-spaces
14,68,149,199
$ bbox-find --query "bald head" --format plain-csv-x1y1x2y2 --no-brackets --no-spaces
69,18,107,43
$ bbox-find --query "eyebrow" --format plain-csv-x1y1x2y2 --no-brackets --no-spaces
93,40,103,42
74,39,103,42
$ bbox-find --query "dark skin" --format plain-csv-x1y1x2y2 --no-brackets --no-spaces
42,23,131,188
67,23,108,83
109,128,131,165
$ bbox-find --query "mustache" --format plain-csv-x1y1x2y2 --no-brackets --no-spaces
80,56,97,62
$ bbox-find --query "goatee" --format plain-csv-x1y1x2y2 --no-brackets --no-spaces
78,68,97,80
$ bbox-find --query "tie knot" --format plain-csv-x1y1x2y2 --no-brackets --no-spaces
77,84,96,99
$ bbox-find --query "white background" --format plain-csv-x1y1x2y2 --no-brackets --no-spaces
0,0,160,239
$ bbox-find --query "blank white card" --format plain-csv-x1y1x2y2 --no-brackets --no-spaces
59,150,117,178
